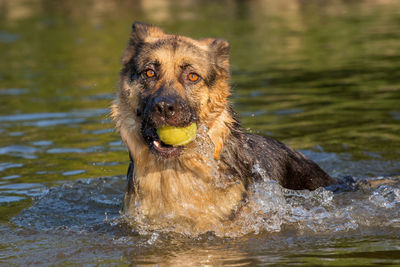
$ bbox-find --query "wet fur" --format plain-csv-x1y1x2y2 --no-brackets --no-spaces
111,22,336,235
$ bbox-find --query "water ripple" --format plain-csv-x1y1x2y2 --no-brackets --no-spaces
0,146,38,159
0,31,20,43
0,109,108,122
46,146,104,154
0,196,26,204
0,88,29,95
62,170,86,176
0,163,24,172
24,118,86,127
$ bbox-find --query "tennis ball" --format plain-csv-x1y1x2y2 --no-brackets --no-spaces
156,123,197,146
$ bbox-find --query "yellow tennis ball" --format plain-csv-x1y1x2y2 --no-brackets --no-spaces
156,123,197,146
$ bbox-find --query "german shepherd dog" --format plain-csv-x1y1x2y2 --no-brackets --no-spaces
111,22,336,235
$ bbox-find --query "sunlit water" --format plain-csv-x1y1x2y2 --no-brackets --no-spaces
1,0,400,265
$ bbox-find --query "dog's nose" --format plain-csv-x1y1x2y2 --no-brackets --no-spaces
153,96,179,119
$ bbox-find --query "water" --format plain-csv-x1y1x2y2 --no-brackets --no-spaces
1,0,400,265
2,176,399,265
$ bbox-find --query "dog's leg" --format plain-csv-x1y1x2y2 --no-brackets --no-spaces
121,152,135,214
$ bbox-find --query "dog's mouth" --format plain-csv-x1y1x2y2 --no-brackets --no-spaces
151,132,184,158
141,125,184,158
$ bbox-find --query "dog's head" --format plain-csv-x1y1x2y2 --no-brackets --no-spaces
114,22,232,159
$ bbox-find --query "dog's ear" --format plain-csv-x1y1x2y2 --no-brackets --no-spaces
122,22,164,65
208,38,230,75
130,22,151,43
130,22,165,42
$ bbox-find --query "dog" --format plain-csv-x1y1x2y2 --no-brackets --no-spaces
111,22,336,235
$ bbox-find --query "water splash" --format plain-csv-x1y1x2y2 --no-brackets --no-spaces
234,176,400,236
11,175,400,238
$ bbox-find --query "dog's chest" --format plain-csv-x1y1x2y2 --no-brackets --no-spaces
131,161,246,230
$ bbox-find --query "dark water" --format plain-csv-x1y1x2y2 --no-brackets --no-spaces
1,0,400,265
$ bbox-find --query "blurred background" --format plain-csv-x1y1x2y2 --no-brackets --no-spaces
0,0,400,230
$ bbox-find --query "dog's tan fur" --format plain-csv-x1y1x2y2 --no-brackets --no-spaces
111,22,335,235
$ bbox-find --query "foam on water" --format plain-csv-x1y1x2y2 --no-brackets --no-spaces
11,174,400,238
231,174,400,236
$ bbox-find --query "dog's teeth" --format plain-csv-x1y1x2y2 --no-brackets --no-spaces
153,140,161,148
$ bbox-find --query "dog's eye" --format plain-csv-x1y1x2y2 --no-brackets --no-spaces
145,69,156,78
187,73,200,82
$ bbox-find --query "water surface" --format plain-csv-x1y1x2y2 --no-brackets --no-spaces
1,0,400,265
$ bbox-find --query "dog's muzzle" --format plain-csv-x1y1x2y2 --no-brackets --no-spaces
139,92,196,158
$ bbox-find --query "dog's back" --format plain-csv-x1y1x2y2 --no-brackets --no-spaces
221,129,335,190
